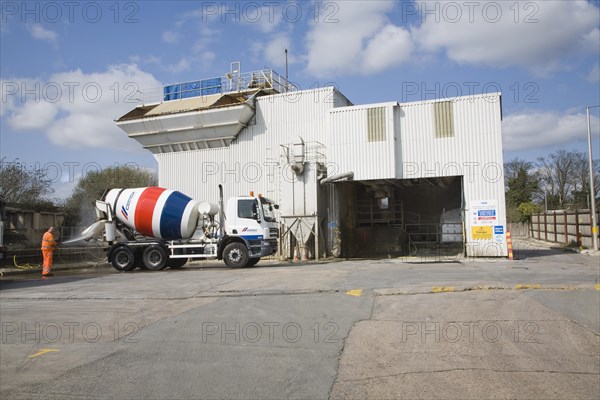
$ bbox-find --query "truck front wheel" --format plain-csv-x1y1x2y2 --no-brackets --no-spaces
245,258,260,267
111,246,136,272
223,242,248,268
142,245,168,271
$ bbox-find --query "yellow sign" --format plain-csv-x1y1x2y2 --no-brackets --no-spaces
471,226,493,240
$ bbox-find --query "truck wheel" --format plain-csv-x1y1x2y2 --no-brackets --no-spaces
223,242,248,268
111,246,136,272
168,258,188,269
142,245,168,271
245,258,260,267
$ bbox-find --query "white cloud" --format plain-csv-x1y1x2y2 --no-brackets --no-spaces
162,30,179,44
362,25,413,74
588,63,600,83
200,51,216,64
4,64,162,151
129,54,162,65
192,27,220,53
7,100,58,129
165,58,191,74
0,79,23,117
304,1,412,77
27,24,58,43
503,111,600,151
413,0,600,76
253,4,284,33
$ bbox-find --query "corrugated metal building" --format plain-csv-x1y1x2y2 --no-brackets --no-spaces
116,66,507,258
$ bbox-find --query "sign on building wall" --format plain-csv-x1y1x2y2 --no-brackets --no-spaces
472,226,492,240
470,200,498,240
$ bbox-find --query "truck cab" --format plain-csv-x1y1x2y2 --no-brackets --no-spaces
220,194,279,266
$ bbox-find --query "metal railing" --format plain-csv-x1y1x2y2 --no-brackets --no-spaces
138,68,290,105
4,246,107,268
356,200,404,227
404,223,440,243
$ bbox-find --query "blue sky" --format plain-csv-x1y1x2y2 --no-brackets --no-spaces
1,0,599,200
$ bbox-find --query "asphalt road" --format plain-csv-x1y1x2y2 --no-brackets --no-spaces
1,245,598,399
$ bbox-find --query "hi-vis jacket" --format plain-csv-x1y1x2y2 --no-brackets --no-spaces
41,231,57,251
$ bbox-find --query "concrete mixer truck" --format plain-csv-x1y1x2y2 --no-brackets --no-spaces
81,185,279,271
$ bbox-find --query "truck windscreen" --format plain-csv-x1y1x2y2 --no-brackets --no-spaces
260,198,276,222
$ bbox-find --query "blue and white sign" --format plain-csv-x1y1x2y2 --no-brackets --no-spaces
471,200,498,226
494,225,504,243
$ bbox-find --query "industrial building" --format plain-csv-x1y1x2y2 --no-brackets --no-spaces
116,64,508,258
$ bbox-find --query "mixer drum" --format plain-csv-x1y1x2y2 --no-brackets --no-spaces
104,187,199,240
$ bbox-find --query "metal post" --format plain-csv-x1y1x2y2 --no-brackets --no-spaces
544,212,548,242
315,217,319,262
553,212,557,242
563,210,568,244
285,49,289,93
575,209,579,244
586,106,599,251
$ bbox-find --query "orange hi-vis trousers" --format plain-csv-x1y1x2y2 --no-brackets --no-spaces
42,250,53,275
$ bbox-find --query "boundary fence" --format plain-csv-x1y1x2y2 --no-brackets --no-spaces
530,209,599,248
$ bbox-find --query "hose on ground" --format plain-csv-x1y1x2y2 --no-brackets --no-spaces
13,255,40,270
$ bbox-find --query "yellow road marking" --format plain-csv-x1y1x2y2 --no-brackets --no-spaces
432,286,454,293
346,289,363,297
28,349,59,358
515,284,541,290
595,284,600,291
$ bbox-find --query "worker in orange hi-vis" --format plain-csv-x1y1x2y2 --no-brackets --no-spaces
41,226,59,277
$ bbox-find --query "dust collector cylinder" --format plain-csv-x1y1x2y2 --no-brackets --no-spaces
104,187,199,240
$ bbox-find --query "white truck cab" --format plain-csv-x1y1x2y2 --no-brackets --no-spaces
221,194,279,266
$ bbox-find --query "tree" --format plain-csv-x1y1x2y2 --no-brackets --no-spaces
63,165,156,227
517,202,540,222
504,158,539,222
505,158,539,208
537,150,599,210
0,157,54,208
571,159,600,209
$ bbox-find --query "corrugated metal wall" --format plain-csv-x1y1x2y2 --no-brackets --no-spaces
329,102,397,180
154,88,506,258
156,87,348,209
397,93,507,256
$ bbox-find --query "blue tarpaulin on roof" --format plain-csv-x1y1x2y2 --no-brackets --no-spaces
163,78,222,101
163,84,181,101
181,81,201,99
201,78,222,95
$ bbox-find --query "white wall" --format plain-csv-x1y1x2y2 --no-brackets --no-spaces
397,93,507,256
156,89,507,257
329,102,397,180
156,88,349,212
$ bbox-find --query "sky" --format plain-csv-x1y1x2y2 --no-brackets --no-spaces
1,0,599,200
